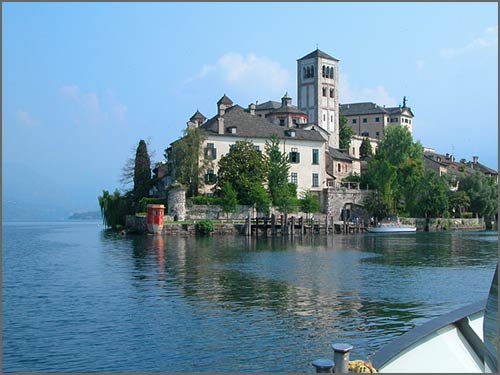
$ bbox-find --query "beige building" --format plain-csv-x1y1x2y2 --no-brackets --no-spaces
340,101,414,139
183,95,328,196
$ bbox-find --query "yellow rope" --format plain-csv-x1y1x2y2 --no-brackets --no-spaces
348,360,378,373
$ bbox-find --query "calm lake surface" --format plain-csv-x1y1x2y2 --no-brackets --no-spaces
3,221,498,372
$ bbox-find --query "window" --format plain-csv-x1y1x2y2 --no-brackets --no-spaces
312,173,319,187
376,131,380,137
337,163,341,172
303,67,307,79
330,88,334,98
323,114,326,121
322,65,325,77
205,170,216,184
361,131,369,137
310,66,314,77
352,147,355,155
289,148,300,163
330,115,333,122
363,118,367,123
254,145,260,152
352,119,357,124
279,119,285,126
322,87,327,97
205,143,217,159
228,127,237,134
291,172,298,185
312,149,319,165
375,117,380,122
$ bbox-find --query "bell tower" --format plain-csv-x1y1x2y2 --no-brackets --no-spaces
297,49,340,148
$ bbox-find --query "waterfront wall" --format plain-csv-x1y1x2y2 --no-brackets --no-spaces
325,187,373,219
400,217,485,231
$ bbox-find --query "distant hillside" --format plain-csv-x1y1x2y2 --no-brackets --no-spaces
68,211,102,220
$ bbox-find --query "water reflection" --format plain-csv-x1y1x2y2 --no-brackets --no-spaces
95,230,497,370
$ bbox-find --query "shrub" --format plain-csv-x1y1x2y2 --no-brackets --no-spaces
196,219,214,235
191,196,217,205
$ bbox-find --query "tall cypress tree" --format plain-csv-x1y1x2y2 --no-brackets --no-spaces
133,139,151,204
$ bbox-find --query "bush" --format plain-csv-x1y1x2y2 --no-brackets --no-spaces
191,196,217,205
195,219,214,235
462,212,473,219
137,197,167,213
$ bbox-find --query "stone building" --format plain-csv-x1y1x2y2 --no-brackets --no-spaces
297,49,340,148
340,101,414,139
181,94,328,196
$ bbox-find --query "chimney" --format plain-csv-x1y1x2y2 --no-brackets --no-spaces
217,117,224,135
248,103,256,115
473,156,478,164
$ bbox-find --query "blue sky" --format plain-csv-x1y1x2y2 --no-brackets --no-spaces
3,2,498,219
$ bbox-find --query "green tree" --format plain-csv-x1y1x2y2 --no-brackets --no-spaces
365,125,424,215
364,191,390,222
133,140,152,205
215,141,267,205
359,137,373,158
218,182,238,221
459,171,498,218
448,190,471,218
165,127,208,197
415,170,449,218
249,183,271,215
275,183,299,214
339,114,355,150
299,191,320,219
264,135,291,205
98,189,134,229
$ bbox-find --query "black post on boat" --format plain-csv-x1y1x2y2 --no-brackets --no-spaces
311,358,334,373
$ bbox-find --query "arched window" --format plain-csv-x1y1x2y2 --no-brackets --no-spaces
325,67,329,78
306,67,311,78
337,163,341,172
330,88,334,98
322,87,327,97
311,66,314,77
303,67,307,79
322,65,325,77
330,67,334,79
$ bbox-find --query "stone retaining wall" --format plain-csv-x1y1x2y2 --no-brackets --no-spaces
400,217,485,231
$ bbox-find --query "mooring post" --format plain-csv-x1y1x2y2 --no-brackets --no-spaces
246,214,251,236
291,216,295,237
331,343,353,373
271,214,276,235
311,217,315,235
312,359,334,373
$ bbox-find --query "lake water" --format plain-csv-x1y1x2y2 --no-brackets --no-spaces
2,221,497,372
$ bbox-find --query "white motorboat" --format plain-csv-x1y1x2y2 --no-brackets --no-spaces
371,265,498,373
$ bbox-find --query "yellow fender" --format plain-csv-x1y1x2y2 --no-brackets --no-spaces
348,360,378,373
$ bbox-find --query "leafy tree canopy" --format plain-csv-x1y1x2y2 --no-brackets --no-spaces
458,171,498,218
133,139,152,204
339,114,355,150
359,137,373,158
415,170,449,218
165,127,209,197
264,135,292,206
215,141,267,205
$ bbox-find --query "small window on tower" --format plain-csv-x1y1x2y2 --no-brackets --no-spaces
322,65,325,77
322,87,327,97
330,88,334,98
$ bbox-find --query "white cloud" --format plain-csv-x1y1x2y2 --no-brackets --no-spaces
60,84,127,126
15,110,37,127
339,74,398,107
185,52,291,98
440,25,498,59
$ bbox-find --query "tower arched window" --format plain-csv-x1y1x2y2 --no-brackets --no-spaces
306,67,310,78
311,66,314,77
330,67,334,79
322,87,327,97
330,88,334,98
303,67,307,79
322,65,325,77
325,67,329,78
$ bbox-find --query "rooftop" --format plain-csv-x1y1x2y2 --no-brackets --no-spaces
298,48,339,62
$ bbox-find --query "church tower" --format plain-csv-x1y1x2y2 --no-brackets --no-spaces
297,49,340,148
